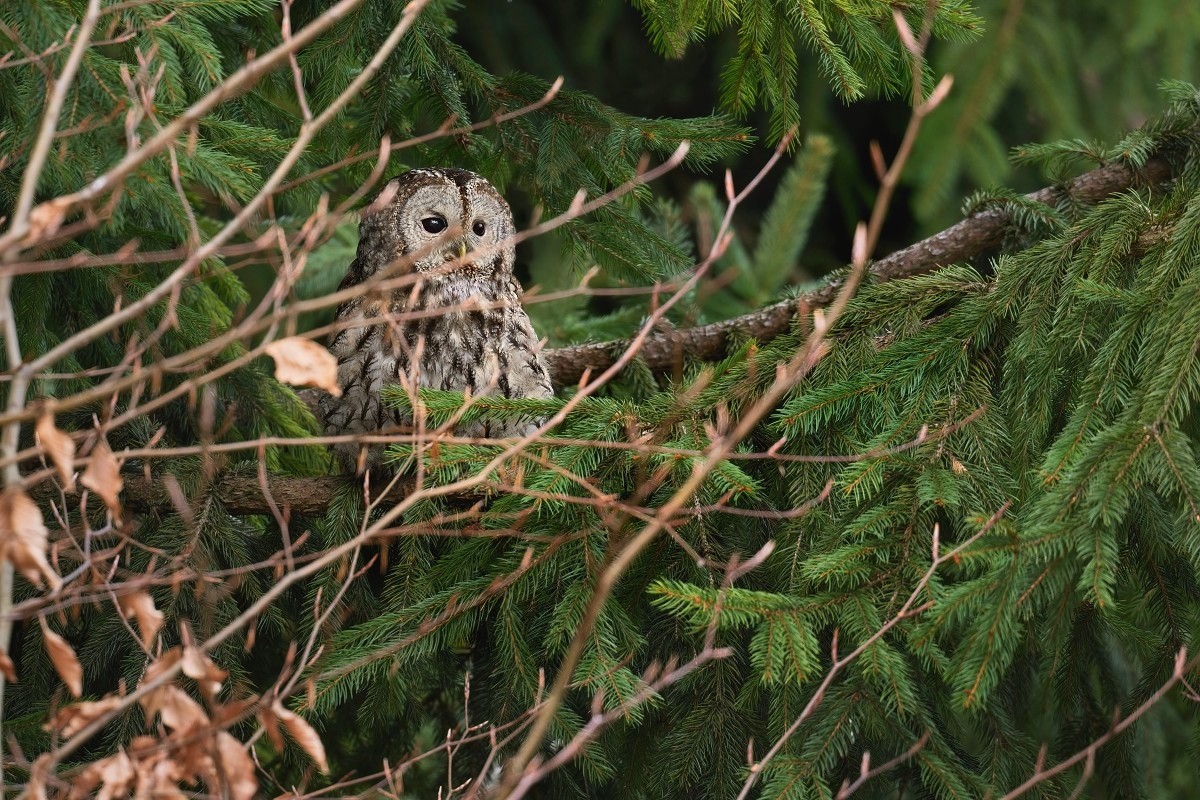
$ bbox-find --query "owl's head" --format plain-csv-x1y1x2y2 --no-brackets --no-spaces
355,167,516,280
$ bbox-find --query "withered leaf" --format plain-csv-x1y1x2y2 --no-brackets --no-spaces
142,756,187,800
265,336,341,396
40,618,82,697
0,487,63,591
95,750,136,800
275,703,330,773
258,702,284,752
70,749,137,800
181,645,227,698
141,685,207,732
48,695,123,738
213,732,258,800
36,412,77,489
80,440,124,519
25,195,73,244
118,591,164,650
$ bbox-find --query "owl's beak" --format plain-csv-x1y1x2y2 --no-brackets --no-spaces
456,240,469,260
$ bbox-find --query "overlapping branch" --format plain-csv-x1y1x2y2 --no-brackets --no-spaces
543,152,1176,385
1,2,1194,798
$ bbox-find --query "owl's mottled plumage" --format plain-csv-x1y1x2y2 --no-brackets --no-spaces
320,168,553,471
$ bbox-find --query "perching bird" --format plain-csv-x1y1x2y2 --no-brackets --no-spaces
319,168,553,472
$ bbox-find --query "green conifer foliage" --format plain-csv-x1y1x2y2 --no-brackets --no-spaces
908,0,1200,229
4,1,1200,798
308,88,1200,797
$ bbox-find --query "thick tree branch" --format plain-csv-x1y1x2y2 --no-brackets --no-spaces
29,474,350,516
26,155,1180,524
543,154,1176,386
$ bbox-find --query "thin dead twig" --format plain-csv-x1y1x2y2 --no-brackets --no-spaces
1000,646,1200,800
498,130,800,794
0,0,103,789
736,507,1008,799
732,11,954,797
836,731,931,800
544,153,1175,386
23,1,436,778
0,0,374,258
499,543,774,800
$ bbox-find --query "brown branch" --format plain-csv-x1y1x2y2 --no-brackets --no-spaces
149,474,345,517
543,153,1176,386
1000,647,1200,800
27,473,345,516
13,151,1179,525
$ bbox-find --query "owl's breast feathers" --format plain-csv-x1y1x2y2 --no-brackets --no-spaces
321,167,552,471
321,269,552,469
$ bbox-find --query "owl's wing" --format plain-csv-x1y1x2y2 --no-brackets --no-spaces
500,306,553,400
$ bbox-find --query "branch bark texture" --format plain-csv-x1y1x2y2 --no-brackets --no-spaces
543,154,1175,386
34,154,1180,521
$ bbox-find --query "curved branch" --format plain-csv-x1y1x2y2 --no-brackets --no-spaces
543,154,1175,386
26,155,1179,522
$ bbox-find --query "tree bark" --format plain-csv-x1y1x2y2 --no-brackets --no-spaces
46,155,1178,519
542,155,1175,386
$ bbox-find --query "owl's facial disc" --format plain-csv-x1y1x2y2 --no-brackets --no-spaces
401,183,469,272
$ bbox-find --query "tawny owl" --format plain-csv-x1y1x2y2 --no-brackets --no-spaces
319,168,553,471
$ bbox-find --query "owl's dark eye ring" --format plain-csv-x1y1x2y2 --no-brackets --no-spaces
472,220,486,236
420,215,447,234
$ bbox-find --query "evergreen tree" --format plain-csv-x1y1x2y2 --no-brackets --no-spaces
1,2,1198,798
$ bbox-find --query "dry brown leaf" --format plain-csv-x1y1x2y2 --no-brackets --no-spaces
143,646,182,681
78,750,136,800
258,702,285,752
118,591,164,650
143,756,187,800
265,337,341,396
210,695,258,729
40,617,82,697
0,487,63,591
81,439,124,519
68,761,103,800
48,695,123,738
97,752,136,800
25,196,73,243
37,412,77,489
275,703,330,773
0,649,17,683
182,645,227,698
213,732,258,800
142,685,207,732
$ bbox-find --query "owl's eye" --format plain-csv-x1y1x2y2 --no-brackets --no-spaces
472,220,487,236
420,215,447,234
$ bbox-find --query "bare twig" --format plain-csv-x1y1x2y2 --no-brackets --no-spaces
736,506,1010,799
999,647,1200,799
543,153,1175,386
495,135,799,793
499,544,774,800
0,0,102,789
835,731,931,799
0,0,375,257
14,1,438,784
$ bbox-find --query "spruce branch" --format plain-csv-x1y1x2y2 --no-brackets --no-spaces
18,0,440,782
1000,647,1200,800
737,507,1010,800
543,152,1176,386
499,135,804,794
0,0,376,257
